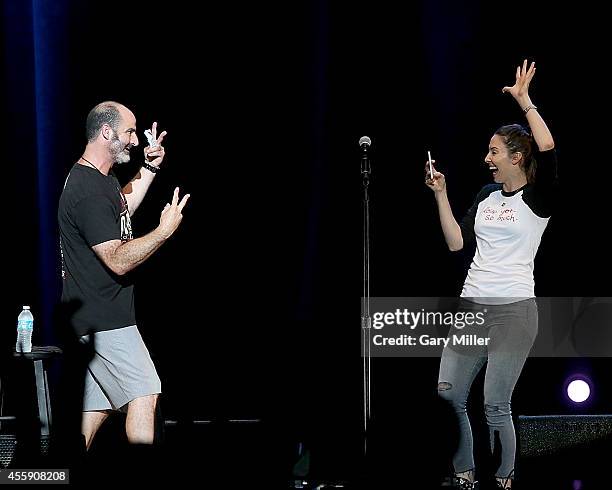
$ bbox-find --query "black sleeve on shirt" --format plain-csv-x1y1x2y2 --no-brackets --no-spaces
522,149,559,218
73,194,121,247
459,184,500,246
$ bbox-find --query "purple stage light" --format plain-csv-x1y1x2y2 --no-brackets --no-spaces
566,378,591,403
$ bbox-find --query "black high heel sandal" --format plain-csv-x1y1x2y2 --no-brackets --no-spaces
450,475,480,489
494,469,514,489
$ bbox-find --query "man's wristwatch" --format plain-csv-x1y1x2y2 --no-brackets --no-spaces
142,161,160,173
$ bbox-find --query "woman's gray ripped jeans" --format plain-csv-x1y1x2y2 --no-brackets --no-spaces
437,298,538,480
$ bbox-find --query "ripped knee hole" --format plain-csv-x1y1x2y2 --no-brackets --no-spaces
437,382,452,391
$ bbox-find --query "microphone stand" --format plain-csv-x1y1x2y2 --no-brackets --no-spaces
361,143,372,456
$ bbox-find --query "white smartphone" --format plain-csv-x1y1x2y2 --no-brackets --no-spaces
427,150,434,180
144,129,157,148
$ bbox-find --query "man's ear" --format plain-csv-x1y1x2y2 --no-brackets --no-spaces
101,123,113,141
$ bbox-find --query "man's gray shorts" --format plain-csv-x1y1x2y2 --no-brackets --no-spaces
79,325,161,412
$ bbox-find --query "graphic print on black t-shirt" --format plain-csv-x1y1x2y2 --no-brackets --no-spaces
119,193,133,242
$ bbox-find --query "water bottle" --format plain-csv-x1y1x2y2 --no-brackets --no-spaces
16,306,33,353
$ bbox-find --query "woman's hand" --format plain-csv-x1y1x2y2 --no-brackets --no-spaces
502,59,535,102
425,159,446,193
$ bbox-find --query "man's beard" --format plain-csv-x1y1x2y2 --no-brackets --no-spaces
110,132,131,164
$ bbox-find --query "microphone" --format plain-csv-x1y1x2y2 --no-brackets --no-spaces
359,136,371,175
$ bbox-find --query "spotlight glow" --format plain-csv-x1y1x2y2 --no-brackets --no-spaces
567,380,590,403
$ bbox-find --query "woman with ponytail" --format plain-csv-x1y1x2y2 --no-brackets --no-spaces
426,60,557,489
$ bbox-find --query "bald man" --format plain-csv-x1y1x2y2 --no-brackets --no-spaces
58,101,189,449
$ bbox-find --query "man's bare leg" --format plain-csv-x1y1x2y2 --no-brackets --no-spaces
125,394,159,445
81,410,111,451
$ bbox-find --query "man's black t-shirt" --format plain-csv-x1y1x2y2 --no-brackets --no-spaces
58,164,135,336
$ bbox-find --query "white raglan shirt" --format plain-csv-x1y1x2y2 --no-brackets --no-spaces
459,150,558,305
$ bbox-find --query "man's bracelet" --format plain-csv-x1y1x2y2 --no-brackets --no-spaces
142,161,160,174
523,104,537,114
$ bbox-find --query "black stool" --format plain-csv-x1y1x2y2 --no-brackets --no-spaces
5,346,63,436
